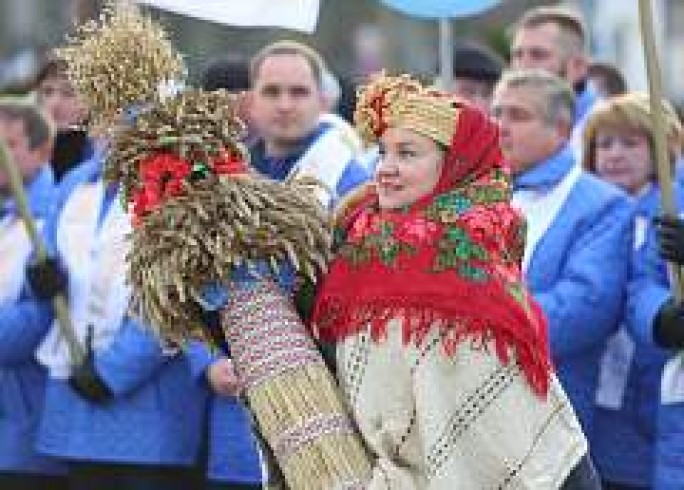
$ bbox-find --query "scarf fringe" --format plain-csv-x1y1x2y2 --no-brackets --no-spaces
314,296,551,398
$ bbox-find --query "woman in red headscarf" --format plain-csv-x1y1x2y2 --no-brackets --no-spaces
309,74,592,489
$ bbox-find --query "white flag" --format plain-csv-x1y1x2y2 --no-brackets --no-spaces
137,0,321,33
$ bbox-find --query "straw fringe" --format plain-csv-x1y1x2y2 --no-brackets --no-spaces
221,280,372,489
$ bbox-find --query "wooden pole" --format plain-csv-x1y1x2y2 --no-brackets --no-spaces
638,0,684,302
0,141,84,365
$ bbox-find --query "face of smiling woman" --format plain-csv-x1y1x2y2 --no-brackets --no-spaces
593,127,652,195
375,126,445,210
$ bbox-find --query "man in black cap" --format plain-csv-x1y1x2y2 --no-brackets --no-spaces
450,41,504,112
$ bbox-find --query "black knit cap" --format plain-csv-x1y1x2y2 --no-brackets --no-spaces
452,42,504,83
201,55,250,92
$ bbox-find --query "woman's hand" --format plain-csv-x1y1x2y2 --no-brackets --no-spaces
206,357,242,397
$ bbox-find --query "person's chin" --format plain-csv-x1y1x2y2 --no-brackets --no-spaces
274,130,306,144
599,171,627,186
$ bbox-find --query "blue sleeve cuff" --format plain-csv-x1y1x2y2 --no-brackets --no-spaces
198,282,231,311
184,341,220,382
197,261,296,312
94,317,168,396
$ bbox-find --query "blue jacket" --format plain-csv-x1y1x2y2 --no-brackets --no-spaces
516,144,634,441
35,318,207,465
188,348,262,484
592,184,670,486
626,183,684,489
9,158,208,465
0,165,65,475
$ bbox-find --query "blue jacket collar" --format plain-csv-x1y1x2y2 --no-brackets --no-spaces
514,143,576,191
251,121,332,179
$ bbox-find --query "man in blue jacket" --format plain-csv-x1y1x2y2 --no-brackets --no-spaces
509,6,601,159
192,43,372,489
247,40,369,209
492,69,634,451
0,101,67,489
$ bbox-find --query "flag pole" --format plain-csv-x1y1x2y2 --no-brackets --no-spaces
438,17,454,91
638,0,684,302
0,141,84,364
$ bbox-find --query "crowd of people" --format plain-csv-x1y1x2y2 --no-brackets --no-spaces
1,3,684,489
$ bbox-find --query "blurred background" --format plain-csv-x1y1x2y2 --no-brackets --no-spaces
1,0,683,106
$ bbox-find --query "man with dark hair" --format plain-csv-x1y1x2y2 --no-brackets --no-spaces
0,101,54,192
248,40,368,208
200,54,257,148
0,100,67,490
587,61,627,98
197,53,265,490
510,6,600,157
201,55,250,93
450,41,504,112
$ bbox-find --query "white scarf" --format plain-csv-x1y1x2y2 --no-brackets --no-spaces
512,162,582,272
288,125,355,208
594,215,649,409
0,215,39,304
36,181,132,379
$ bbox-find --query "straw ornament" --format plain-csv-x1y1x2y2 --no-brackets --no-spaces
354,72,460,147
107,90,370,488
78,6,372,485
57,1,184,130
103,89,332,346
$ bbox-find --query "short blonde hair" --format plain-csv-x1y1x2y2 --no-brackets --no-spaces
512,6,588,56
582,92,683,175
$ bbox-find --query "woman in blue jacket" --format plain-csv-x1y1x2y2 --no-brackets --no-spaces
583,93,682,489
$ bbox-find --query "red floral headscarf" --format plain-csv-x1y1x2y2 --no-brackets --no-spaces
310,76,551,397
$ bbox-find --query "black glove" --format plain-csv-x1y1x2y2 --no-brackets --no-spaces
654,298,684,349
69,325,112,403
200,308,230,356
655,215,684,265
26,257,68,301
